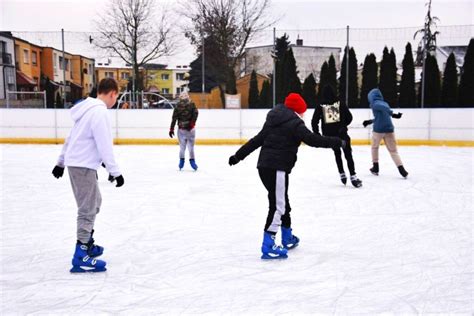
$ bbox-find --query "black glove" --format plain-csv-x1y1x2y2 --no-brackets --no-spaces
101,162,106,168
169,129,174,138
108,174,114,182
113,175,124,187
228,155,240,166
392,112,403,119
362,119,373,128
52,165,64,178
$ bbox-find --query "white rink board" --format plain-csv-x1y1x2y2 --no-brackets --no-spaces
0,108,473,141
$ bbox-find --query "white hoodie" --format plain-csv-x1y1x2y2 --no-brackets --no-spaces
57,97,121,177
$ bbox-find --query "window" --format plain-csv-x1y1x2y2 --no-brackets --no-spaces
88,64,92,75
32,51,37,65
23,49,29,64
161,73,169,80
5,67,15,84
59,56,63,70
176,73,185,81
105,71,114,78
162,88,170,94
121,72,129,80
176,87,184,95
65,58,70,71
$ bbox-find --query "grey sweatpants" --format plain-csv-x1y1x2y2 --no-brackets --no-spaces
178,128,196,159
68,167,102,244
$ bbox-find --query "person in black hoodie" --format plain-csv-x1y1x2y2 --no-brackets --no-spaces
228,93,344,260
312,85,362,188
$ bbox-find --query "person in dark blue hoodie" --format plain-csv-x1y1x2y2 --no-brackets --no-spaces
363,88,408,178
312,85,362,188
228,93,345,260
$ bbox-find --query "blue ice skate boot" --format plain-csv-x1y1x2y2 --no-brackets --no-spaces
179,158,185,170
261,232,288,260
189,159,198,171
87,229,104,258
70,242,107,273
281,226,300,250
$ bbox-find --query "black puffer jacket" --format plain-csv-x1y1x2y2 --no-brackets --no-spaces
235,104,342,173
312,85,353,137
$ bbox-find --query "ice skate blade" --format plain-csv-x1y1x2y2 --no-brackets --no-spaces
70,266,107,273
283,243,299,250
261,253,288,260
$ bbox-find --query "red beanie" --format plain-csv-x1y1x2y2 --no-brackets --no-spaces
284,93,307,114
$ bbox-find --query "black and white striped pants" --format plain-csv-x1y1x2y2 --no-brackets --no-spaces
258,168,292,234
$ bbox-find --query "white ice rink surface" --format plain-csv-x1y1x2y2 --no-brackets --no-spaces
0,144,473,315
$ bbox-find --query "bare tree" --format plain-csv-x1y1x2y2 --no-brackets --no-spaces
414,0,440,65
181,0,274,104
94,0,175,95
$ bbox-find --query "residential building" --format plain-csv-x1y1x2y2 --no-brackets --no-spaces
0,32,16,100
95,58,133,92
435,45,467,71
14,37,42,91
143,63,173,98
242,39,341,83
71,55,95,97
171,65,190,97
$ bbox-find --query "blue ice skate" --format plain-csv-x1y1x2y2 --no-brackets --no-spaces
179,158,185,170
261,232,288,260
281,227,300,250
189,159,198,171
87,229,104,258
70,242,107,273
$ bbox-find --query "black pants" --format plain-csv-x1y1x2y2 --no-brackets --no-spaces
333,135,355,175
258,168,291,234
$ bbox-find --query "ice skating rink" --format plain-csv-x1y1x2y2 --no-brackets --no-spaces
0,144,472,314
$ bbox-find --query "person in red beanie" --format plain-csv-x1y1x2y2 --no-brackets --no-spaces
228,93,345,260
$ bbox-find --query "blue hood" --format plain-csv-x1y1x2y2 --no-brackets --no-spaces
368,88,384,106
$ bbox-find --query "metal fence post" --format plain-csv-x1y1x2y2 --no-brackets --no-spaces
6,90,10,108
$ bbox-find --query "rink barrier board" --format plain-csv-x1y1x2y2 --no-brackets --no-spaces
0,138,473,147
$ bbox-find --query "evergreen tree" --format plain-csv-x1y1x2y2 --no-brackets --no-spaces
282,48,302,98
317,61,329,105
419,54,441,107
441,53,458,107
188,54,218,93
458,38,474,107
327,54,338,93
360,54,378,108
275,34,291,103
259,80,271,108
339,47,359,107
302,73,317,108
248,70,260,108
379,47,398,107
398,43,417,108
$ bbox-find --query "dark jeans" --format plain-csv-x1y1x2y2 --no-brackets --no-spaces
258,168,291,234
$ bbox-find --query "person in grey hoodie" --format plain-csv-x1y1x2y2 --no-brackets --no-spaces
51,78,124,273
363,88,408,178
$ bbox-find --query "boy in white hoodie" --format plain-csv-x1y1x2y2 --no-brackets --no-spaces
52,78,124,273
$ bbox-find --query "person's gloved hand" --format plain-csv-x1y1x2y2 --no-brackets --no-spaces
392,112,403,119
101,162,106,168
110,175,124,187
52,165,64,178
108,174,114,182
362,119,373,128
169,129,174,138
228,155,240,166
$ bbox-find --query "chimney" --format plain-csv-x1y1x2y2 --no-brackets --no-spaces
296,35,303,46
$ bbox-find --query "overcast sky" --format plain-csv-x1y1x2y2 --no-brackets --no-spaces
1,0,472,65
